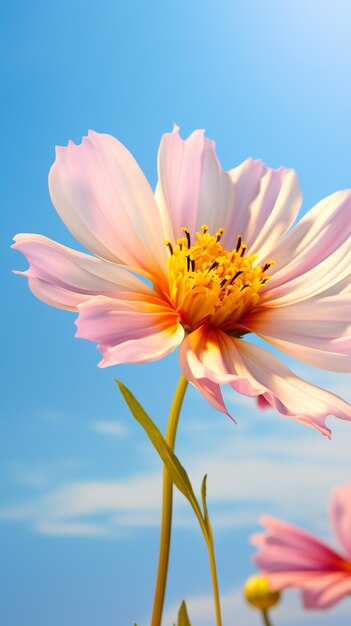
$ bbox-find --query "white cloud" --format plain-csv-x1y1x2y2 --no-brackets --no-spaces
0,474,163,536
2,414,351,540
90,420,127,436
2,363,351,538
37,521,106,537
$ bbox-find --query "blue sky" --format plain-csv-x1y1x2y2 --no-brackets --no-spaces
2,1,351,624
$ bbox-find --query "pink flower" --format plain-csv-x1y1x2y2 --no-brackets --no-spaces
251,483,351,609
13,127,351,436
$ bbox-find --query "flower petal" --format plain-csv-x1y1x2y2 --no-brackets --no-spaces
242,296,351,372
49,131,167,281
330,483,351,559
156,125,235,242
265,190,351,304
178,328,232,417
228,158,301,261
75,296,184,366
179,328,351,436
252,515,351,608
302,574,351,609
12,234,155,311
252,515,344,572
232,339,351,437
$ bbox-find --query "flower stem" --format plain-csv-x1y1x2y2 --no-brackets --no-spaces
151,375,188,626
261,609,273,626
204,531,222,626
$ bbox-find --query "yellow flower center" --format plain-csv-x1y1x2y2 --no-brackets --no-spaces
165,225,274,332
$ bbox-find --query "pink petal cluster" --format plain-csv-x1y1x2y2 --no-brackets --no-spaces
13,127,351,436
251,483,351,609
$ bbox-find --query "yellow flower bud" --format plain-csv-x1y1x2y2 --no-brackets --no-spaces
244,575,280,610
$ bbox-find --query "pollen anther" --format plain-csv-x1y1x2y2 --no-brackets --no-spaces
182,227,191,248
165,240,173,255
230,270,244,284
263,260,276,272
216,228,224,242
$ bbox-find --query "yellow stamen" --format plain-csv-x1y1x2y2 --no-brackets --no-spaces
165,227,274,331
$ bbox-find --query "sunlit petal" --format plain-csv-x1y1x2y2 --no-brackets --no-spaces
76,296,184,365
49,131,167,281
12,234,155,311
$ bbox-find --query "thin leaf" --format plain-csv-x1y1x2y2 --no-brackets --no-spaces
178,600,191,626
201,474,209,528
201,473,215,544
116,381,203,524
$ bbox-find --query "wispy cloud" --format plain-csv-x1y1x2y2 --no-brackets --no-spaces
36,521,106,537
0,474,163,536
2,363,351,538
2,413,351,540
90,420,127,436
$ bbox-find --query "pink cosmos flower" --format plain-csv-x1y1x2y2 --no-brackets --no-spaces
13,127,351,436
251,483,351,609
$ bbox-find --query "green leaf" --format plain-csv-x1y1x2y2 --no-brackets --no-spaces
178,600,191,626
116,380,203,522
201,474,209,527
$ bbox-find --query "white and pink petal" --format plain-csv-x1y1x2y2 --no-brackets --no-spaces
156,126,235,243
179,328,351,436
179,328,232,417
75,296,184,366
12,234,156,311
263,236,351,306
232,339,351,437
228,158,301,261
242,297,351,372
265,190,351,303
49,131,167,281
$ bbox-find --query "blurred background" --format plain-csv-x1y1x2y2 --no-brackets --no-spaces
2,1,351,624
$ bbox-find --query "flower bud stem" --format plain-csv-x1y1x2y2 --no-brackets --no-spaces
262,609,273,626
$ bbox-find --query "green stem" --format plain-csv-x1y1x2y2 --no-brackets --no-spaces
151,375,188,626
150,374,223,626
261,609,273,626
205,532,222,626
